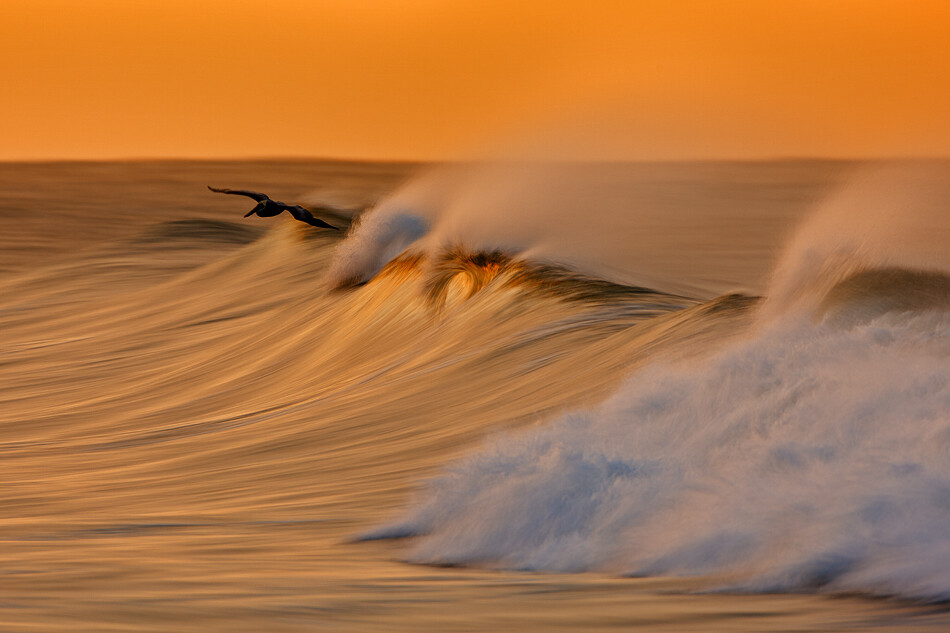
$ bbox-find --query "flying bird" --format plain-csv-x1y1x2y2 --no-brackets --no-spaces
208,186,340,230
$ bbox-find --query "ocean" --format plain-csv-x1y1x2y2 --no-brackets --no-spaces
2,159,949,631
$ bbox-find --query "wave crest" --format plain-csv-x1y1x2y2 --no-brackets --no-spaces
364,247,693,313
819,267,950,326
762,161,950,322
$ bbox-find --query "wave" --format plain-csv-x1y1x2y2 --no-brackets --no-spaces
135,219,265,247
1,212,728,497
361,162,950,603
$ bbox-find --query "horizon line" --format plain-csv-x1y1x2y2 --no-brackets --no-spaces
2,153,946,165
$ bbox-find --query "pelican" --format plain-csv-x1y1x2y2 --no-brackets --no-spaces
208,186,340,230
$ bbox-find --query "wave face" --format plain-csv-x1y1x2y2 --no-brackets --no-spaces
3,159,950,626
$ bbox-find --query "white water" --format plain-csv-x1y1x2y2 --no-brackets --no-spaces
377,309,950,599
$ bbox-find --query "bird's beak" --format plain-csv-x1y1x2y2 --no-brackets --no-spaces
244,209,256,218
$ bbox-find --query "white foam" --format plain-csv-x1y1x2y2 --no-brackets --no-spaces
379,309,950,600
326,208,429,286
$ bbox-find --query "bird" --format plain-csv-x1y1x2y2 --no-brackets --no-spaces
208,186,340,230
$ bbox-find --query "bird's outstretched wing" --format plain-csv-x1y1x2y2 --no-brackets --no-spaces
307,216,341,230
208,186,270,203
285,205,340,230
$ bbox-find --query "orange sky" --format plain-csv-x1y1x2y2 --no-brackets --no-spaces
2,1,948,160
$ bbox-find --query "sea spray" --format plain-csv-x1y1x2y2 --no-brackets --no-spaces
762,161,950,322
328,208,429,288
328,161,841,295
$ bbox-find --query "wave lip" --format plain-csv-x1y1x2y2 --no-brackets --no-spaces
818,267,950,326
328,209,429,289
350,247,696,318
761,161,950,323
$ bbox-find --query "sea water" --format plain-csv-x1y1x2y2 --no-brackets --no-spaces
2,159,948,631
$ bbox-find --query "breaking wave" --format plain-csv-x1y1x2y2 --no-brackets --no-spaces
365,163,950,602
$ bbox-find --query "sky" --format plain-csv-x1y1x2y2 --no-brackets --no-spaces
2,0,948,161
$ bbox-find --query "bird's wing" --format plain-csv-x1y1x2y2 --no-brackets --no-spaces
208,186,270,202
308,216,341,230
286,205,340,230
